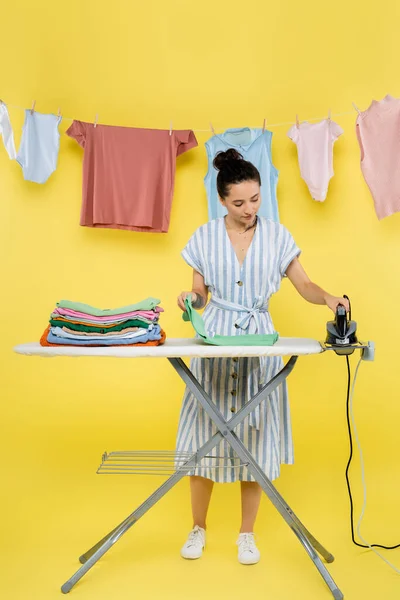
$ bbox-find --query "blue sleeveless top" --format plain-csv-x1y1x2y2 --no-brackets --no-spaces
204,127,279,221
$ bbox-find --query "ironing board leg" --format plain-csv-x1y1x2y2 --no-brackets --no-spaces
61,353,343,599
171,357,344,600
61,429,225,593
61,358,291,592
291,528,343,600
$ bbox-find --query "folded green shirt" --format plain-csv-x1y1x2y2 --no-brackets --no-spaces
49,318,151,333
182,298,278,346
57,297,161,316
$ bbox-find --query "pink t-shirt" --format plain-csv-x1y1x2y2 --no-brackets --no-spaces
356,94,400,220
66,121,198,233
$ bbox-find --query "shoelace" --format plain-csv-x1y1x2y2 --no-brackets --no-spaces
187,528,204,548
237,533,256,553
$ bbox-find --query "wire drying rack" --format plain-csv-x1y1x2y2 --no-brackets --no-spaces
97,450,249,476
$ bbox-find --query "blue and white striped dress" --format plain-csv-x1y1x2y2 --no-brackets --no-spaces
175,216,301,482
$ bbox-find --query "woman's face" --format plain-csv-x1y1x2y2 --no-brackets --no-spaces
220,179,261,225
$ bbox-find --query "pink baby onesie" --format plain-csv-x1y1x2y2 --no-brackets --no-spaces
288,118,343,201
356,94,400,220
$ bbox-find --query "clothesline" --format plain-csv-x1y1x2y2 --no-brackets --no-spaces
3,93,397,224
2,99,357,132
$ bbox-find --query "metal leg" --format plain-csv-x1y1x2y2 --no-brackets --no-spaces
78,524,125,564
171,357,343,600
291,528,343,600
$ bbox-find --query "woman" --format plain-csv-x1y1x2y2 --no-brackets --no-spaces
176,149,349,565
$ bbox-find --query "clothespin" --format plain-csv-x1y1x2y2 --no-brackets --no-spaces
210,122,216,135
94,114,98,128
169,121,173,136
262,118,266,133
328,109,331,121
57,107,61,118
352,102,361,115
31,100,36,115
296,114,300,128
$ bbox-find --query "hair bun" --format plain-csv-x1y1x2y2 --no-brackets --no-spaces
213,148,244,171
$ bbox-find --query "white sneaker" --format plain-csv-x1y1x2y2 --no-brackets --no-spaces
237,532,260,565
180,525,206,559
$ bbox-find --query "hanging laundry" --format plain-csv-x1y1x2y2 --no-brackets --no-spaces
66,121,197,233
39,298,166,347
355,94,400,220
204,127,279,221
0,102,17,159
16,110,62,183
287,118,343,201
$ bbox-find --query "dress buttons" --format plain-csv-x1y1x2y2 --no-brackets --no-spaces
230,407,236,413
237,281,243,287
234,324,239,328
231,390,236,396
232,373,238,379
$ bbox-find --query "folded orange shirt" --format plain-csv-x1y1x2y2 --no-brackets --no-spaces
40,326,166,347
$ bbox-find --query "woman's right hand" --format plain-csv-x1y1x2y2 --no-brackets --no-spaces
177,291,197,311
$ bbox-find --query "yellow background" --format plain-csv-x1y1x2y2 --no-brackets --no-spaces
2,1,399,598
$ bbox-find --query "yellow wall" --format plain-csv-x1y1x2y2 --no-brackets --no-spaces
2,1,400,599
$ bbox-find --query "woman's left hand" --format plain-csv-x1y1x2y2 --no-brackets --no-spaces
325,294,350,314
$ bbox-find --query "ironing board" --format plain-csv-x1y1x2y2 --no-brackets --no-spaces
13,337,344,600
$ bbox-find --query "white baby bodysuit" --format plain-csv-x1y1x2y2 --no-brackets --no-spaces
0,102,16,160
288,118,343,201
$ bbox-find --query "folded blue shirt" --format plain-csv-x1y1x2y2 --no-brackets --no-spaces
47,325,161,346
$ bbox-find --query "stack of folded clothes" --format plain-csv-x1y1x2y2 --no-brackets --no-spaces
40,298,166,347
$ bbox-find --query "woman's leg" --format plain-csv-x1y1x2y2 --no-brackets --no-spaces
240,481,262,532
190,475,214,529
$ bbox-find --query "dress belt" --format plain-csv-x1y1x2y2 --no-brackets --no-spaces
209,295,269,332
209,295,272,430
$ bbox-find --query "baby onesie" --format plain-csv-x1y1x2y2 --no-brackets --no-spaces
17,110,62,184
288,118,343,201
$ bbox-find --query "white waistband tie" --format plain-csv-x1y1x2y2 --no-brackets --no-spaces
209,295,269,332
209,295,271,430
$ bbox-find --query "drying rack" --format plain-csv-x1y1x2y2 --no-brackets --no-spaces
97,450,248,476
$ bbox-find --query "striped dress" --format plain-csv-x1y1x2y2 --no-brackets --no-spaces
175,216,301,482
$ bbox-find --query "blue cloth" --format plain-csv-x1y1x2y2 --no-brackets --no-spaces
204,128,279,221
17,110,62,184
175,216,301,483
47,324,161,346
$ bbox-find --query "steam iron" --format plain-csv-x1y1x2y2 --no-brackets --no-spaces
325,295,359,355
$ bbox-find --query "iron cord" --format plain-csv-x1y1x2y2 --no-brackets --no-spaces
344,356,400,550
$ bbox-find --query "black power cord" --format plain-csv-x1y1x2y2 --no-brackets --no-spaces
344,355,400,550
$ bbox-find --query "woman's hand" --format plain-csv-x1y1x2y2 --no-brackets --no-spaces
177,291,197,311
324,294,350,314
